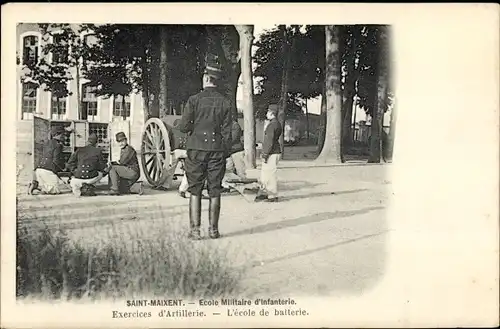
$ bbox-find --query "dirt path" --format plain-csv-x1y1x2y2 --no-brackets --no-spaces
16,164,391,297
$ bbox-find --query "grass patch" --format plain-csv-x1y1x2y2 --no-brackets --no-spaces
16,215,245,301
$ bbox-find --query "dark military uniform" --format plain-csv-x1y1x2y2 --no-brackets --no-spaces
261,118,282,160
109,144,140,194
179,87,233,197
28,126,68,195
37,139,65,174
167,122,187,150
179,64,233,239
66,145,107,180
256,105,282,202
65,134,107,196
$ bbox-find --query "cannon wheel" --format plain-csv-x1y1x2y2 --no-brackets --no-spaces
140,118,174,188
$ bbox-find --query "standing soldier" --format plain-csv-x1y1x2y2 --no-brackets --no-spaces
179,54,232,240
27,126,69,195
65,133,107,197
255,104,282,202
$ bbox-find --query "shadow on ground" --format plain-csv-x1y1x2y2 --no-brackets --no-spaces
224,206,383,238
276,188,370,202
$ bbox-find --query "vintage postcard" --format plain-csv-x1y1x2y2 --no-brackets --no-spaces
1,3,499,328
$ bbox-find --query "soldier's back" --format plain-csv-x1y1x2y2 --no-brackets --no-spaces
185,87,232,152
190,88,230,130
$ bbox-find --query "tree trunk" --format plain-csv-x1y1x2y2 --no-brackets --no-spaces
368,28,388,164
56,96,60,119
159,26,169,119
235,25,256,169
141,64,151,122
305,98,309,140
352,98,357,142
122,95,127,120
385,99,397,162
317,84,327,153
278,25,290,156
316,25,342,164
76,64,81,120
227,69,241,119
368,81,386,163
342,27,360,149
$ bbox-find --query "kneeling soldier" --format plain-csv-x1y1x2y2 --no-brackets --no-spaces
28,126,69,195
108,132,141,196
65,133,106,197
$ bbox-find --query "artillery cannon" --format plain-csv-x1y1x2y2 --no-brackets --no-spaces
140,116,186,188
140,115,259,200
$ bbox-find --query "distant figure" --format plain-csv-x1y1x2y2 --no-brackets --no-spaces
27,126,68,195
65,133,106,197
107,132,141,195
179,54,233,240
255,104,282,202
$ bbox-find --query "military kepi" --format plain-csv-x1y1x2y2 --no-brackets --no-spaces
88,133,98,144
51,126,66,137
115,132,127,142
204,53,223,79
268,104,279,116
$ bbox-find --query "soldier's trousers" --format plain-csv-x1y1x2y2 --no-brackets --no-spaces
222,150,246,188
260,154,281,198
185,150,226,197
227,150,246,178
108,165,139,193
34,168,64,194
71,172,103,197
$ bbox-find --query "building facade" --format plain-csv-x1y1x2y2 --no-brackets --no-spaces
16,23,147,153
16,23,146,124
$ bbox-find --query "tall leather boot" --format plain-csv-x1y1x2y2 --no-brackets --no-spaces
188,194,202,240
208,196,221,239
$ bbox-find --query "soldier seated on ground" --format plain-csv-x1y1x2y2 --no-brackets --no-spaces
107,132,143,196
28,126,71,195
65,133,106,197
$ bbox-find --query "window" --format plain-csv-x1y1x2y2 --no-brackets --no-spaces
82,84,98,120
113,94,131,119
51,95,67,119
82,33,98,65
84,33,98,47
52,34,69,64
22,83,37,118
23,35,39,65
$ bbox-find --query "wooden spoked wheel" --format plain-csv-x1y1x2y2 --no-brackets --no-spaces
140,118,174,187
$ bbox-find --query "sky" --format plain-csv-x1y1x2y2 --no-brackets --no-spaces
236,25,389,125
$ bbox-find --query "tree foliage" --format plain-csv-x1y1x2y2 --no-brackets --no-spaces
253,24,394,120
20,24,93,99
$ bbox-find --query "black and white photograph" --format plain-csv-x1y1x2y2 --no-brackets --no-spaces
2,3,498,328
14,20,395,301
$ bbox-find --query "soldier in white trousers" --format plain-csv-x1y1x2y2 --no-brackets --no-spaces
255,105,282,202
